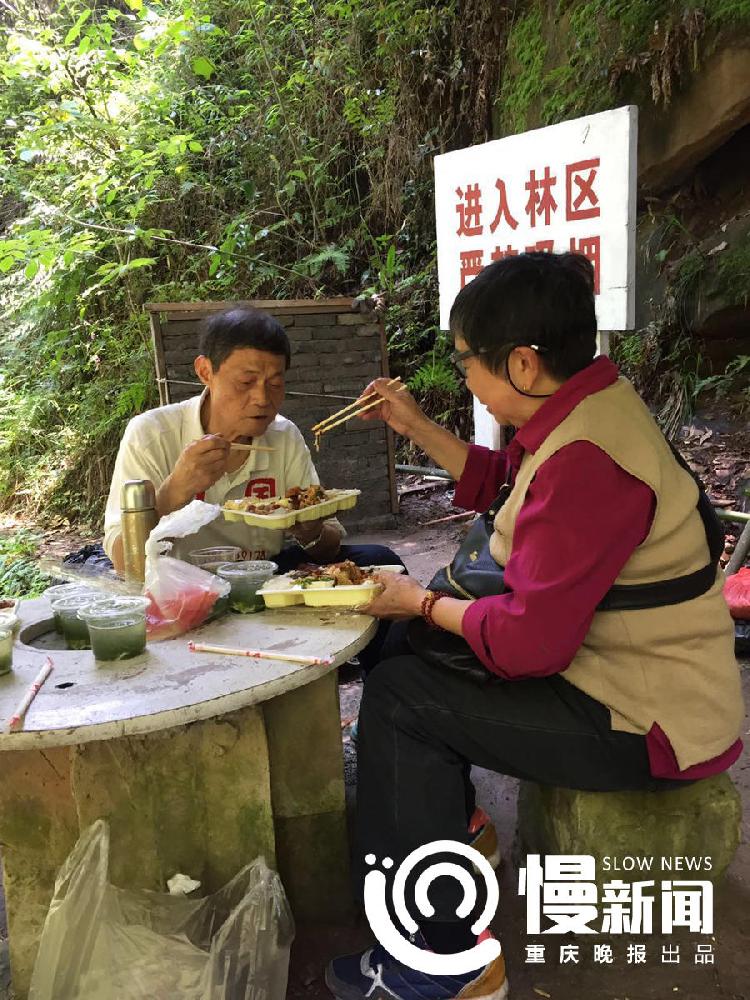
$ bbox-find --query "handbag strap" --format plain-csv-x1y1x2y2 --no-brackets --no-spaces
596,441,724,612
485,465,515,519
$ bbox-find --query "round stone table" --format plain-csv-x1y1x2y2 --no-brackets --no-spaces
0,597,376,998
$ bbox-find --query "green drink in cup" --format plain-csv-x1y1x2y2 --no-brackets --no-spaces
50,591,99,649
0,628,12,675
78,597,150,662
216,561,278,613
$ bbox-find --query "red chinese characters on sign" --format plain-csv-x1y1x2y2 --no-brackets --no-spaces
525,240,555,253
566,158,600,221
569,235,601,294
455,184,483,237
491,245,519,261
460,249,484,287
489,179,519,233
525,167,558,227
452,164,604,293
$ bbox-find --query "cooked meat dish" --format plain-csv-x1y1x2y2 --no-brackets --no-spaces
290,560,372,587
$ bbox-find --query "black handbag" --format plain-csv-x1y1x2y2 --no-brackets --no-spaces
406,443,724,681
406,473,512,681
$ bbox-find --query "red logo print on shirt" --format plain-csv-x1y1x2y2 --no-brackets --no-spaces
244,478,276,500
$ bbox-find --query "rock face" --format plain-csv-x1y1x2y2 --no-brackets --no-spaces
639,40,750,193
516,774,742,885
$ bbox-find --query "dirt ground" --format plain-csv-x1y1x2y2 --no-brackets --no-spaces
1,449,749,1000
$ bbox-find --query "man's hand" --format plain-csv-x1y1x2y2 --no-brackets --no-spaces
288,517,327,548
287,518,343,561
157,435,231,514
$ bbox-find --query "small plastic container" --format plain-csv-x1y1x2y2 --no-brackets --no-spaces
77,597,150,662
187,547,243,573
216,561,278,613
260,576,305,609
0,627,12,675
0,598,19,634
50,591,99,649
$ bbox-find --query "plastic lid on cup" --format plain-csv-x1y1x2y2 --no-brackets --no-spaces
216,560,278,579
188,546,243,564
50,591,100,612
77,596,150,623
44,583,94,603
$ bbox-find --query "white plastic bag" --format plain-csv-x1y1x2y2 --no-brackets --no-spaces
144,500,230,639
29,820,295,1000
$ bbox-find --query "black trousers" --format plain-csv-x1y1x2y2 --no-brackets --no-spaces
355,644,692,913
273,542,406,672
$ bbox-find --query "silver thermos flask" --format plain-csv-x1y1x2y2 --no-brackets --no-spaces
120,480,158,583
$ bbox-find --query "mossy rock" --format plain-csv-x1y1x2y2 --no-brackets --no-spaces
516,774,741,884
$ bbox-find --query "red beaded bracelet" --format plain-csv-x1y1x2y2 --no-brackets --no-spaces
420,589,449,628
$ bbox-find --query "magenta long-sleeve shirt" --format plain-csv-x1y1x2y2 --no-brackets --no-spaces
453,357,741,780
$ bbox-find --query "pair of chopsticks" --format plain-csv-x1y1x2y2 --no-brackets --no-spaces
192,438,275,453
8,657,54,732
229,442,275,452
188,641,333,666
311,377,407,438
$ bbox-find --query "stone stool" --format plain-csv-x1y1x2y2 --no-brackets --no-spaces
516,774,742,883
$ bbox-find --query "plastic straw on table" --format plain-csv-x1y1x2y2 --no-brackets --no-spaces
8,657,54,732
188,641,333,666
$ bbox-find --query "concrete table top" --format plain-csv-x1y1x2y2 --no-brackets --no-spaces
0,597,376,750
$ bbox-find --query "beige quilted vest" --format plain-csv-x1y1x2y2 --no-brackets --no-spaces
489,377,743,770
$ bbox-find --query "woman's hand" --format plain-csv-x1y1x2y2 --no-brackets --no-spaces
357,378,428,439
358,572,427,620
356,377,471,482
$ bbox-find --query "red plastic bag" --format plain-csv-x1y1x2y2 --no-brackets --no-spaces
724,568,750,620
144,500,231,640
145,556,230,640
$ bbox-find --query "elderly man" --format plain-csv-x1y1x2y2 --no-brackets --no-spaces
104,307,402,607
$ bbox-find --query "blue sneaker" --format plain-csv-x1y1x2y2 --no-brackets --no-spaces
325,932,508,999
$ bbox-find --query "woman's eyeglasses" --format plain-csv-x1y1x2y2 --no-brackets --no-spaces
450,343,547,377
449,347,479,377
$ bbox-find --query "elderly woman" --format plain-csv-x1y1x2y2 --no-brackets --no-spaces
326,252,743,1000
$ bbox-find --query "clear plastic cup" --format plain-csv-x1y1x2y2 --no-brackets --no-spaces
187,547,243,573
43,583,91,604
216,561,278,613
0,627,12,675
77,597,150,662
50,591,99,649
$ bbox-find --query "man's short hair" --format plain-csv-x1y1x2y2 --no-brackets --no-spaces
449,252,597,380
198,307,291,371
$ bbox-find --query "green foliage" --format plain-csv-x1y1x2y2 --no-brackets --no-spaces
496,9,547,135
0,531,53,598
2,0,510,519
496,1,750,135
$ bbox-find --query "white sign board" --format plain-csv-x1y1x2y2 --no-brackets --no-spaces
434,105,638,333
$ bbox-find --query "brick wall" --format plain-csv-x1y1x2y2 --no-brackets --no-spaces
147,299,397,530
